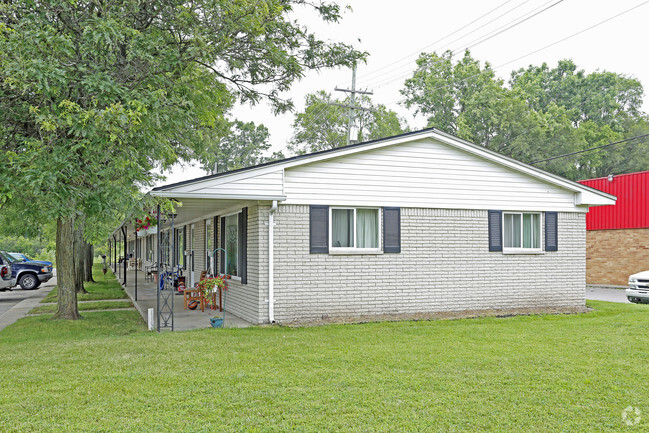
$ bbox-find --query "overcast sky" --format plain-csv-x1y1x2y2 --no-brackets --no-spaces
159,0,649,185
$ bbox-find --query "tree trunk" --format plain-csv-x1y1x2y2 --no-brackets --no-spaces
53,217,81,320
84,242,95,282
74,221,87,293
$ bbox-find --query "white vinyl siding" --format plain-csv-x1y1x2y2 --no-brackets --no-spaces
283,139,578,212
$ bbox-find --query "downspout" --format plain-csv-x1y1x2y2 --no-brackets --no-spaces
268,200,278,323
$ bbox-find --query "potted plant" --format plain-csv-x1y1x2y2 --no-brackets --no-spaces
196,275,228,327
135,212,158,233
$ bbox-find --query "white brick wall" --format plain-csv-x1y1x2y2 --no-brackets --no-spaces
272,205,586,324
218,205,267,324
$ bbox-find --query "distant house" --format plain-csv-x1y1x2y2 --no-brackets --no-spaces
578,171,649,286
119,129,615,325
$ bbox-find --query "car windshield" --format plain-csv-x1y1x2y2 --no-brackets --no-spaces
8,253,27,262
1,252,18,264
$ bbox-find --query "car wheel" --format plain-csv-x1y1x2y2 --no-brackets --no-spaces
19,273,39,290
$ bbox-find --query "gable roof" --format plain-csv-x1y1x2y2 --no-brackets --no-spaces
151,128,616,206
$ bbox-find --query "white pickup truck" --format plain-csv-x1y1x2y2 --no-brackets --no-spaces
0,251,16,291
627,271,649,304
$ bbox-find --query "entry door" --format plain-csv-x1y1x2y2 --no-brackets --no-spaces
189,224,195,287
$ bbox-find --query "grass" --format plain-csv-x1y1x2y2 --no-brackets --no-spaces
30,300,133,315
0,298,648,432
42,264,128,303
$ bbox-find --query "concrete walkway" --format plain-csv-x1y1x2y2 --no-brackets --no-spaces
0,275,57,332
117,268,253,331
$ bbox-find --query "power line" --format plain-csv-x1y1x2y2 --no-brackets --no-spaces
362,0,562,89
364,0,645,92
280,1,649,156
375,0,649,102
357,0,528,86
450,0,564,55
530,133,649,164
494,0,649,68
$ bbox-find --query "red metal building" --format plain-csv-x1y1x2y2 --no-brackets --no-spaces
579,171,649,230
578,171,649,286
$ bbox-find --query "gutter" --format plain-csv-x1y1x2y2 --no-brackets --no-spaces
268,200,278,323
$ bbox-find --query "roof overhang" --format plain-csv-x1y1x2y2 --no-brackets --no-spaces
151,129,616,207
150,191,286,201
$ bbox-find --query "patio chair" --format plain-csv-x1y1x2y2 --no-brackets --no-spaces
144,262,156,282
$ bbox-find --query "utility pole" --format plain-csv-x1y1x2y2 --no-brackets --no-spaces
334,64,374,145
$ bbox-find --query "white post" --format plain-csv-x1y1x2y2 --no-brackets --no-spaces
147,308,154,331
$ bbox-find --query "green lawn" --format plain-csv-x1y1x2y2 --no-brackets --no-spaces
0,300,648,432
30,300,134,315
42,264,128,302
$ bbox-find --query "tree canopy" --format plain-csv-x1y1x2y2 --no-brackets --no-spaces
0,0,363,318
202,120,284,173
401,51,649,180
289,90,407,154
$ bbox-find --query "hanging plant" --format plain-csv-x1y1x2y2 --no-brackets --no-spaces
135,211,158,232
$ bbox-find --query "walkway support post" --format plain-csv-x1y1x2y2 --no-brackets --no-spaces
134,229,138,301
113,235,117,273
121,226,127,286
156,205,161,332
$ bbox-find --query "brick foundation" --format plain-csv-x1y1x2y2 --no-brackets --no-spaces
586,228,649,286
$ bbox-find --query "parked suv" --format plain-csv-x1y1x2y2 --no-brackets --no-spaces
1,251,53,290
0,251,16,291
627,271,649,304
8,252,53,267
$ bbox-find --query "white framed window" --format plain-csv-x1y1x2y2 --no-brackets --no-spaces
503,212,542,252
221,212,239,277
329,207,381,253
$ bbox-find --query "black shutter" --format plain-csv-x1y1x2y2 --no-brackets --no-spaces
383,207,401,253
213,216,219,275
545,212,558,251
310,205,329,253
220,217,226,274
239,208,248,284
488,210,503,252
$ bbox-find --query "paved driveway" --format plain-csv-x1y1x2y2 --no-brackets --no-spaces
0,275,57,331
586,286,630,303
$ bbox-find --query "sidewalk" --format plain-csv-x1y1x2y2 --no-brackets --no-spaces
0,275,57,332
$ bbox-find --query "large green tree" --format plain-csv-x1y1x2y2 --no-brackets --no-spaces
289,90,407,154
0,0,363,319
202,120,284,173
401,51,648,180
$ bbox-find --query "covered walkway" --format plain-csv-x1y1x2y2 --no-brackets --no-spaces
118,268,253,331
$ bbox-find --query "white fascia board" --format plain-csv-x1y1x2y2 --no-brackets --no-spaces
150,191,287,201
575,191,617,207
